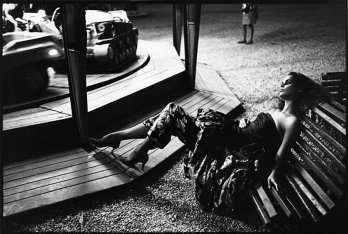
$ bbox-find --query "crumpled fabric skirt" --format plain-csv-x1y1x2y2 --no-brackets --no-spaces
189,146,261,216
143,102,266,217
143,102,199,149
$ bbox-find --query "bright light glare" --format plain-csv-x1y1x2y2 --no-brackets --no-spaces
48,49,59,56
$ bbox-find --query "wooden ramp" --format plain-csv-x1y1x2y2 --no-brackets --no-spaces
195,63,239,101
3,89,239,217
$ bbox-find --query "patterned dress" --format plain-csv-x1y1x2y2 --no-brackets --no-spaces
143,102,280,216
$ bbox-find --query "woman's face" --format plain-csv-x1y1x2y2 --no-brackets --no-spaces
279,75,299,100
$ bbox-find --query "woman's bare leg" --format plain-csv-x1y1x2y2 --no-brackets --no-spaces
89,123,148,148
89,123,154,169
120,136,156,169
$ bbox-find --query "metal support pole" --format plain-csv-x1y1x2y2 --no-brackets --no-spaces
0,3,3,189
172,4,184,55
183,4,189,76
61,3,89,146
185,4,201,88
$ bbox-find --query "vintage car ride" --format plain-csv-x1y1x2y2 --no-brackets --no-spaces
83,10,139,70
2,31,64,95
27,9,139,71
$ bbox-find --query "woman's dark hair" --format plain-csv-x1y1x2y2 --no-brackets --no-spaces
278,72,331,116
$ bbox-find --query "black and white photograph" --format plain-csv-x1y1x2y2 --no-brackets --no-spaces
1,0,346,233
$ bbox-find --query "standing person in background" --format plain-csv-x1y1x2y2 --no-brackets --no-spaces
238,3,258,44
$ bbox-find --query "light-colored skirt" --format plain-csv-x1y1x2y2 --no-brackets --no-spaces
242,13,256,25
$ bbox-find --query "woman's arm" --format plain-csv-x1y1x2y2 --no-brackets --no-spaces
267,117,300,191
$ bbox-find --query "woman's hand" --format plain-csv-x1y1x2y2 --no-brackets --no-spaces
239,118,250,128
267,169,280,191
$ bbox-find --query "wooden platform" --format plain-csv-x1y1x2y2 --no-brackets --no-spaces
3,90,239,217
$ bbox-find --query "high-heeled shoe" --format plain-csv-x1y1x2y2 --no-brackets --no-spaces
119,152,149,171
88,137,120,153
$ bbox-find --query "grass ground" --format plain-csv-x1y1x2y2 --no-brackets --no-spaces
2,3,346,233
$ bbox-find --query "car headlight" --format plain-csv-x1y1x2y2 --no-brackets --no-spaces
48,49,59,57
97,23,106,32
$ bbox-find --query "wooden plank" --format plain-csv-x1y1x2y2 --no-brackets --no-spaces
248,189,271,225
321,72,347,80
216,98,240,115
87,69,170,112
4,151,102,183
318,103,346,125
298,136,344,185
254,183,277,218
279,180,306,219
196,65,230,97
85,145,143,180
5,141,141,195
293,145,343,199
195,64,241,106
284,172,320,222
329,100,346,113
321,80,342,86
312,107,346,135
303,117,345,155
4,142,136,185
290,170,327,216
4,107,50,118
176,90,207,107
4,156,127,203
3,109,70,130
4,148,89,176
4,155,114,196
302,128,345,175
6,110,69,125
293,162,335,210
3,147,85,171
39,97,71,110
86,69,163,103
269,187,293,217
3,171,132,217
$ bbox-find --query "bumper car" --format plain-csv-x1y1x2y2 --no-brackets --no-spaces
84,10,139,70
27,9,139,72
2,31,64,95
